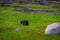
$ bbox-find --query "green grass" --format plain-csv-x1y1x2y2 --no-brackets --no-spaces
0,7,60,40
18,4,60,10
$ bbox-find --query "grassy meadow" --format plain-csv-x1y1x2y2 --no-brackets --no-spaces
0,4,60,40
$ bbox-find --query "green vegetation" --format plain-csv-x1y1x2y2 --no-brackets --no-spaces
19,4,59,10
0,5,60,40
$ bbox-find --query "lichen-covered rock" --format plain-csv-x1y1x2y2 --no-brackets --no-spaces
45,23,60,35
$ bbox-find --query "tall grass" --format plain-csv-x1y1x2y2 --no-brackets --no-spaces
0,7,60,40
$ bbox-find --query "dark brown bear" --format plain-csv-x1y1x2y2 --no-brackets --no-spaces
20,20,29,26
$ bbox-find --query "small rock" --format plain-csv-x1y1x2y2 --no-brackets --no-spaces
16,28,23,31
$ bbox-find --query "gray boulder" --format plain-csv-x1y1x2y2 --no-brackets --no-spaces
45,23,60,35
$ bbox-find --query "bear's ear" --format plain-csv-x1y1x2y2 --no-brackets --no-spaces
20,21,22,24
